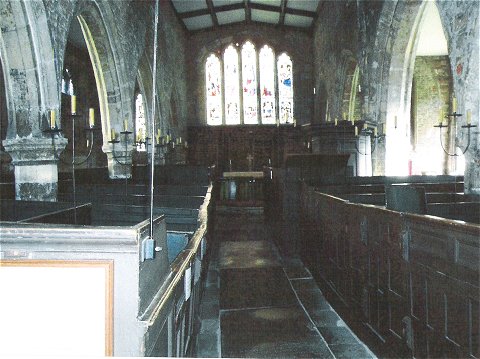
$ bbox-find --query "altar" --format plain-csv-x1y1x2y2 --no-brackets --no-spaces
220,171,265,204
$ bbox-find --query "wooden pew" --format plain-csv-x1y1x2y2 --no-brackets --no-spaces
300,185,480,358
0,184,213,357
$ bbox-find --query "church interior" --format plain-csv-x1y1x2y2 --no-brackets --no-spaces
0,0,479,357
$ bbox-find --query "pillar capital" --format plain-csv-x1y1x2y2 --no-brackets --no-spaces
2,137,68,201
103,143,133,179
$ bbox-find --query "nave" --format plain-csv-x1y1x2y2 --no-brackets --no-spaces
195,206,375,358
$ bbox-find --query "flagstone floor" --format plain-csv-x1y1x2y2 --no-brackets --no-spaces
195,207,376,358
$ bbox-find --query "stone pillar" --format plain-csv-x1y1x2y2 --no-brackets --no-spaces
3,137,68,201
104,144,133,179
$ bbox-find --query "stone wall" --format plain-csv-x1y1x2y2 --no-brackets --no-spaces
186,23,313,126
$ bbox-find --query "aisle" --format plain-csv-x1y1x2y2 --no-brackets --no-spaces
195,208,376,358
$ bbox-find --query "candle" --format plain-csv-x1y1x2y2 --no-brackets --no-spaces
452,95,457,113
383,123,386,135
374,127,378,137
124,119,128,132
111,129,115,141
184,140,188,148
354,127,358,136
467,109,471,125
89,108,95,127
335,118,338,126
71,95,76,114
351,118,354,126
343,112,347,121
363,123,367,130
439,108,444,125
138,128,143,141
50,109,56,129
325,100,329,122
394,116,398,128
179,137,182,144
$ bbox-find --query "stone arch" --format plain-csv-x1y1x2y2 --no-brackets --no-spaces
0,0,59,138
75,1,132,178
372,1,431,175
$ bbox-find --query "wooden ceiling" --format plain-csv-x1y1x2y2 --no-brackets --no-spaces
170,0,322,32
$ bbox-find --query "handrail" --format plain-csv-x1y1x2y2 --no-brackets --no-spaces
142,184,212,325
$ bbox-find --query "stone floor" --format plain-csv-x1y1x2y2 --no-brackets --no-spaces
195,207,376,358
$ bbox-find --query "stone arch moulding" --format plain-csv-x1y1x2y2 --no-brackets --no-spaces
0,0,59,138
76,2,131,178
0,0,68,201
374,1,429,176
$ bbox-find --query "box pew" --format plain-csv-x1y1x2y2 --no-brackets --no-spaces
0,184,213,357
0,182,15,199
300,185,480,358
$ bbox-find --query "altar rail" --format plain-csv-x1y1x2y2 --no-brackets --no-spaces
300,184,480,358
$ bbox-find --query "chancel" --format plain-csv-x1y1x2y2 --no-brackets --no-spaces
0,0,479,358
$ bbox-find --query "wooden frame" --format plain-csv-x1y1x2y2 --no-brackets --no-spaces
0,260,114,356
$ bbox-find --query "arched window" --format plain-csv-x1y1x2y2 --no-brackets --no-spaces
205,42,293,125
278,53,293,124
242,41,258,124
135,93,146,151
260,45,275,124
206,54,222,125
224,45,240,125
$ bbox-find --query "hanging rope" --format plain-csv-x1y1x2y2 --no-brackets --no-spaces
149,0,160,239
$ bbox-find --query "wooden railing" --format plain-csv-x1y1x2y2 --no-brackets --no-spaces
300,183,480,358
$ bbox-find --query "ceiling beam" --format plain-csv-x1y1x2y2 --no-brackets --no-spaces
249,2,316,18
244,0,251,24
169,0,188,33
206,0,219,27
279,0,287,25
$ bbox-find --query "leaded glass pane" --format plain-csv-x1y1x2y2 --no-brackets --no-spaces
242,41,258,124
206,54,222,125
260,45,276,124
278,53,293,124
224,45,240,125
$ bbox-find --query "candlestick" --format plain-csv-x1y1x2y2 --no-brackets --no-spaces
452,95,457,113
50,109,56,129
71,95,76,114
89,108,95,128
467,109,471,125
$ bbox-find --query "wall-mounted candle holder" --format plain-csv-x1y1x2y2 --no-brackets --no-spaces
434,110,476,157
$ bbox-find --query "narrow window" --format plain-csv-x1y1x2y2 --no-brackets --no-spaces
278,53,293,124
260,45,276,124
135,93,146,151
206,54,222,125
241,41,258,124
224,45,240,125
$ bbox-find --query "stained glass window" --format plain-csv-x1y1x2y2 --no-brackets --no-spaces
206,54,222,125
205,43,293,125
135,93,146,151
260,45,276,124
278,53,293,124
224,45,240,125
242,41,258,124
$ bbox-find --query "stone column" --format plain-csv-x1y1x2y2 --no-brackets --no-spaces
3,137,68,201
104,143,133,179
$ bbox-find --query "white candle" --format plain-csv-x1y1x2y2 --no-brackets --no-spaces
50,110,56,129
71,95,76,114
89,108,95,127
467,109,471,125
